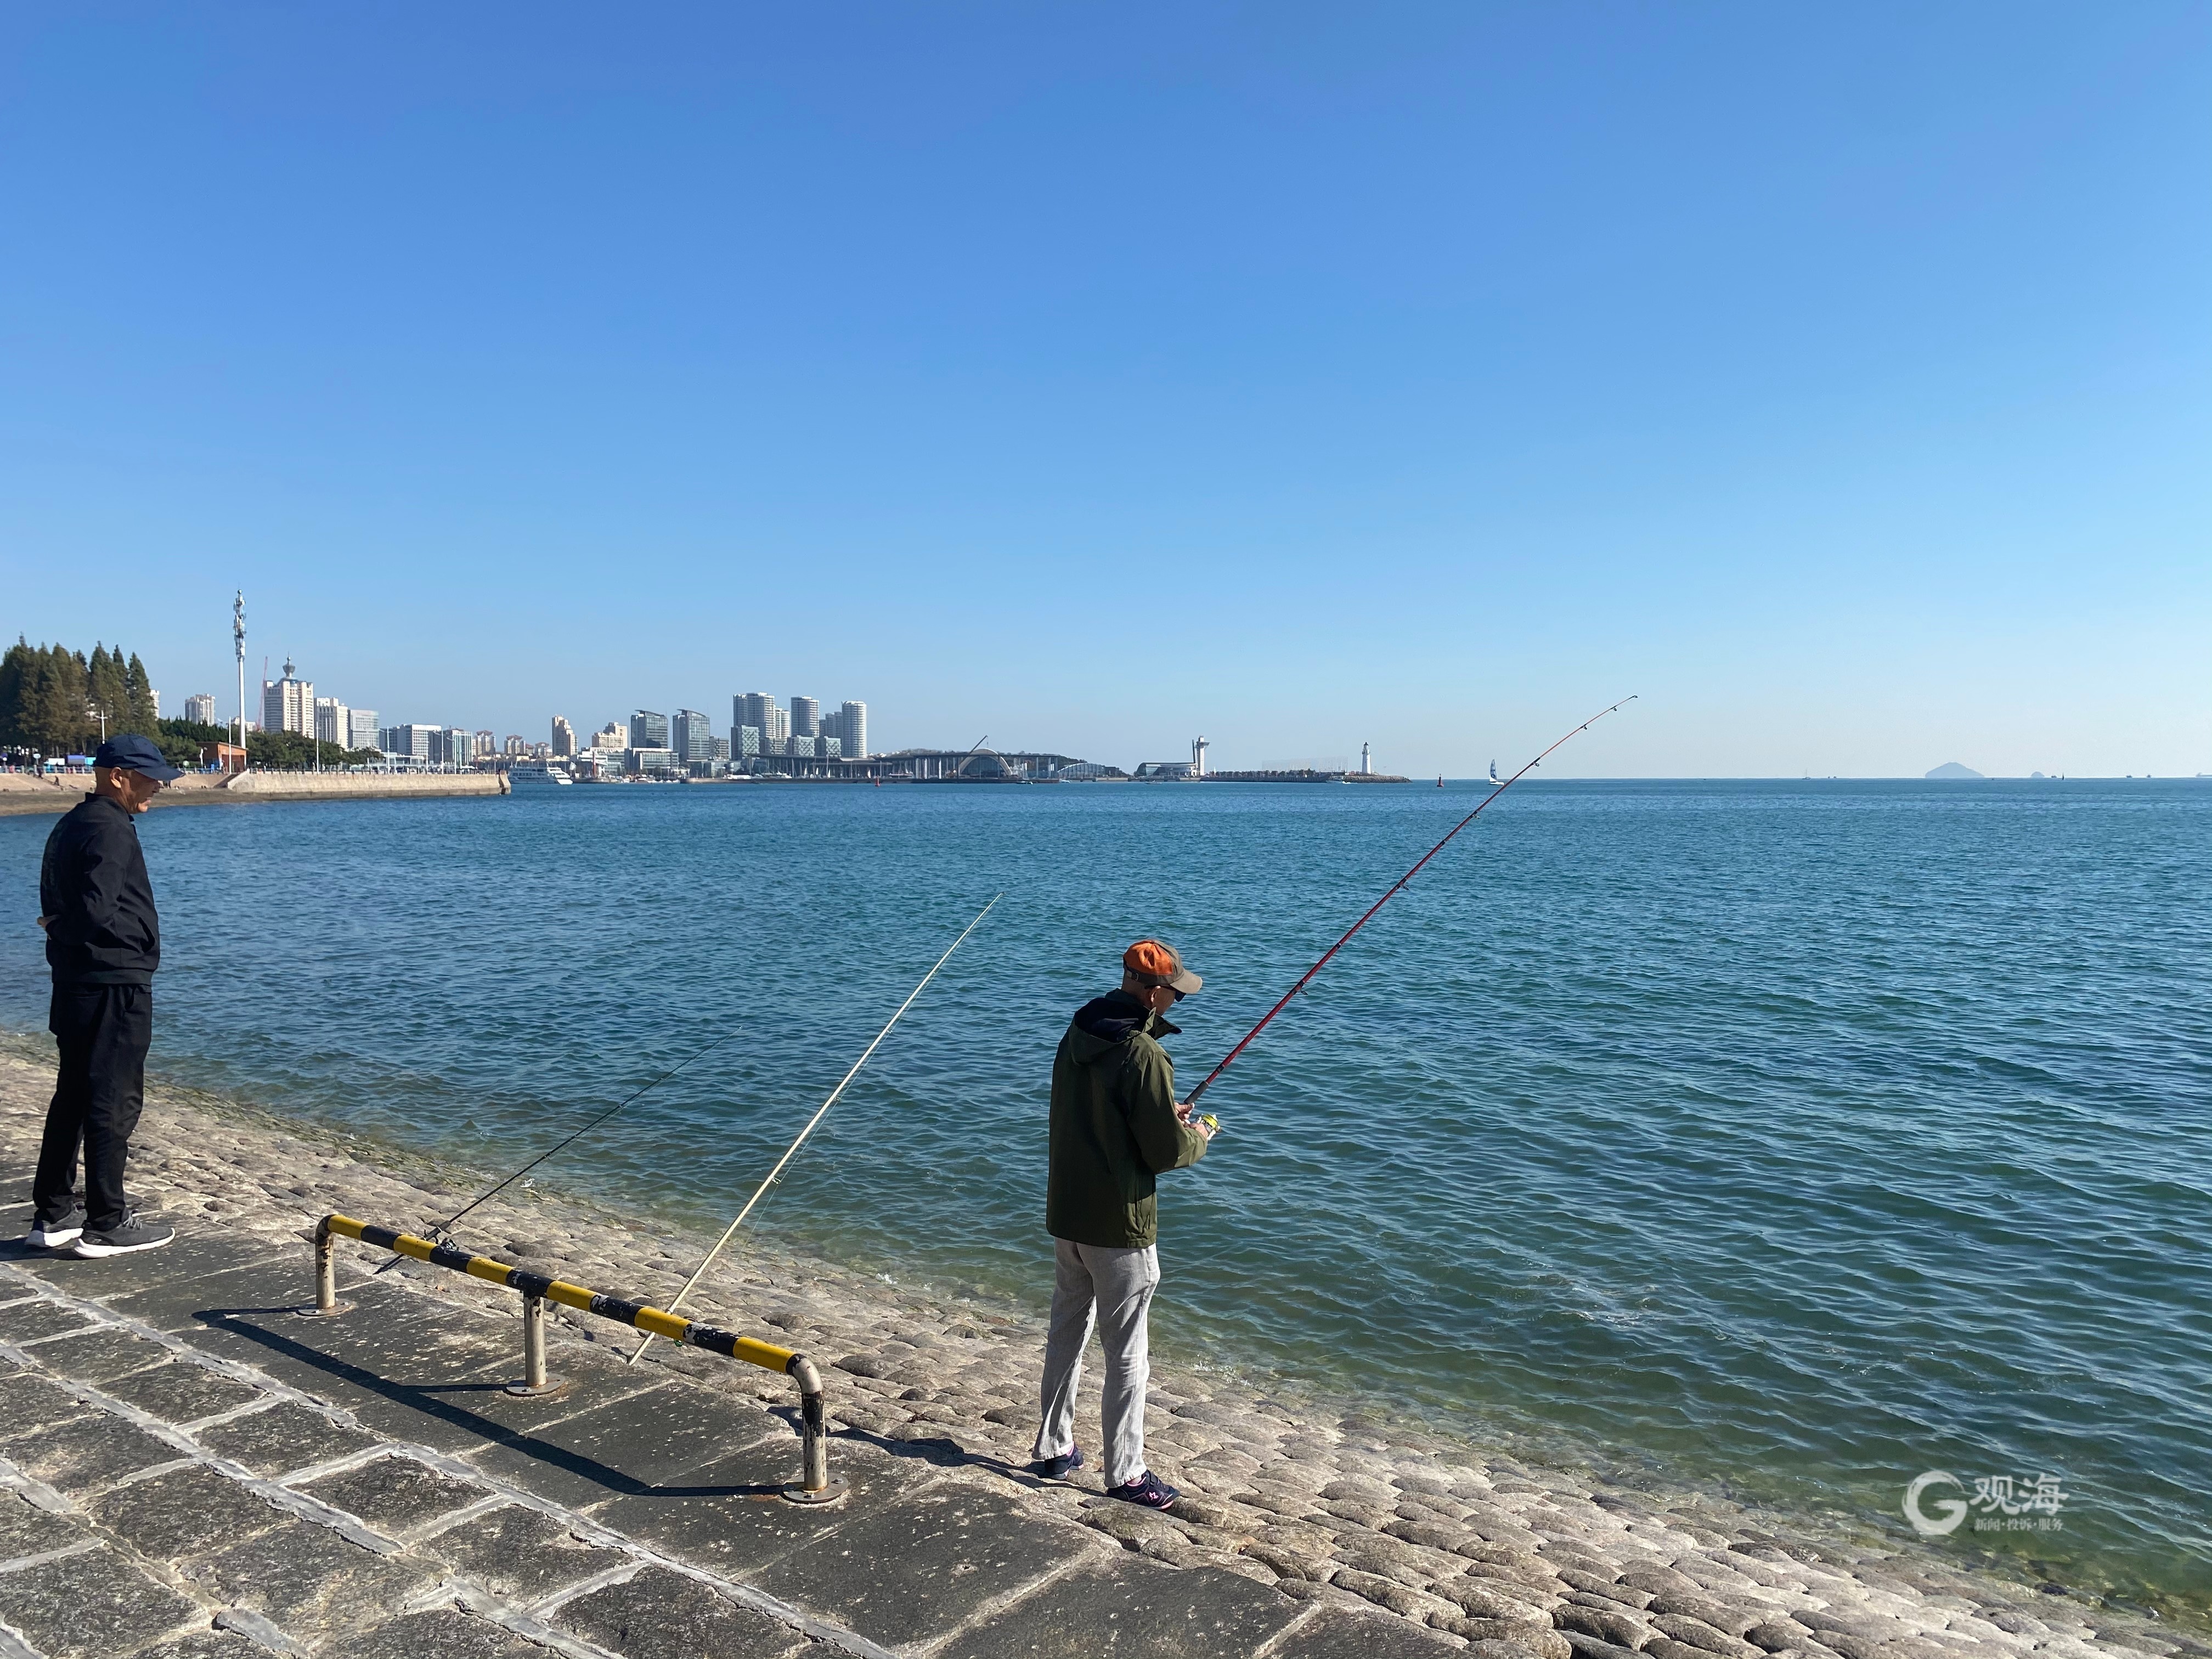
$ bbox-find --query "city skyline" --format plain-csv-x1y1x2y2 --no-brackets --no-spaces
114,634,2212,779
2,9,2204,777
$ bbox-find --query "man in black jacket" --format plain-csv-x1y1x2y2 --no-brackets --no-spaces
26,735,180,1257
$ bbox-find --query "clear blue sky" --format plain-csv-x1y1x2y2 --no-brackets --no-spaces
3,4,2205,776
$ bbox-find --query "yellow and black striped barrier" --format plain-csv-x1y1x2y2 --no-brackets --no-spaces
311,1214,840,1503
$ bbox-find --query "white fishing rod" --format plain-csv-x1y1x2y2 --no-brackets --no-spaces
624,893,1002,1365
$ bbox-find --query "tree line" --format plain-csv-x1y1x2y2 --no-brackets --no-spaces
1,638,375,770
0,639,159,758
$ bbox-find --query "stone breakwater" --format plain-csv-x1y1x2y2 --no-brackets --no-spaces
0,771,507,815
0,1048,2192,1659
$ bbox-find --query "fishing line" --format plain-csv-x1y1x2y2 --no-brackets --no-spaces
622,892,1003,1364
1182,696,1638,1110
376,1027,742,1273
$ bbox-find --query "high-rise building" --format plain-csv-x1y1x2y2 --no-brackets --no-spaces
594,721,625,751
732,725,761,760
347,709,379,751
474,729,496,760
821,736,842,759
314,697,349,746
630,710,668,749
183,693,217,726
379,724,435,761
672,709,715,764
735,693,781,746
790,696,820,738
262,658,314,736
821,701,868,758
550,716,577,758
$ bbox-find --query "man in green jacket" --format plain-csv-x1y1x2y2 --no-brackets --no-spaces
1030,938,1214,1508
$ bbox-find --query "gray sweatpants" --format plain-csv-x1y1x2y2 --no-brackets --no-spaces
1032,1238,1160,1489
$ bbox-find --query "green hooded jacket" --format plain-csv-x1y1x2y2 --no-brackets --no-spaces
1046,989,1209,1249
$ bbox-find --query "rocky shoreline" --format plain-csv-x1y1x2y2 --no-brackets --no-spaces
0,1043,2194,1659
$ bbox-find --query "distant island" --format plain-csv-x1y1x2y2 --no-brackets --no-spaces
1925,761,1985,780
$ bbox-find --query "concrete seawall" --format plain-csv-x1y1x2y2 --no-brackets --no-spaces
0,770,509,816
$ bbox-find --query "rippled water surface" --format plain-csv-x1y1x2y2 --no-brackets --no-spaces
4,779,2207,1602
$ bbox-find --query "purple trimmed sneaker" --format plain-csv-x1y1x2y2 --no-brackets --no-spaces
1028,1447,1085,1482
1105,1470,1179,1510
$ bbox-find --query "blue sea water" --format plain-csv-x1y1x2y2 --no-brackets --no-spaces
3,778,2207,1606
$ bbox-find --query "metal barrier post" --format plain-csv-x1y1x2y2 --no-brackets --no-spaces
297,1217,350,1318
507,1293,567,1398
786,1355,834,1502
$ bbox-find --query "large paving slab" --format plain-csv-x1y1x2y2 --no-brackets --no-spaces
0,1545,207,1659
1,1233,289,1301
752,1481,1092,1650
941,1554,1303,1659
460,1378,782,1509
596,1424,943,1578
551,1564,815,1659
191,1397,384,1475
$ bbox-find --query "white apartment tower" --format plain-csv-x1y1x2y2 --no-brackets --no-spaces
551,716,577,758
183,694,217,725
314,697,350,746
823,700,868,759
262,658,314,736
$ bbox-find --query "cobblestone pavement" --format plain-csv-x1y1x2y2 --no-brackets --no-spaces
0,1195,1444,1659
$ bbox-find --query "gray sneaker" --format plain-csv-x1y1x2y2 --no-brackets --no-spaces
24,1204,86,1249
73,1214,176,1258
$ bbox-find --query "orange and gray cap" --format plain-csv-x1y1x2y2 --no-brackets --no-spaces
1124,938,1201,996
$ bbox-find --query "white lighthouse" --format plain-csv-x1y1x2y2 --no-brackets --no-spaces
1191,736,1209,778
1361,741,1370,776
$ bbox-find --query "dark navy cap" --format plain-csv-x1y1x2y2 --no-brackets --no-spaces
95,735,183,783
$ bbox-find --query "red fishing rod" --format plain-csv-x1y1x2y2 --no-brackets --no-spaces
1182,697,1637,1110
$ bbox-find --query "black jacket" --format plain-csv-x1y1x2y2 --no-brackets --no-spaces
41,794,160,986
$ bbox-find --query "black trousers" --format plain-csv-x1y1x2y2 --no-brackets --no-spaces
35,982,153,1233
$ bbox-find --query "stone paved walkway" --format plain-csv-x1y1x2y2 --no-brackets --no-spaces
0,1188,1447,1659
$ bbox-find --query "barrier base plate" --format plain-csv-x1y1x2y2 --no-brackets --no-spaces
505,1377,575,1400
781,1476,850,1506
294,1302,352,1319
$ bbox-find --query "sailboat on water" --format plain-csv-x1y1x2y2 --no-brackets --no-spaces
1487,760,1504,786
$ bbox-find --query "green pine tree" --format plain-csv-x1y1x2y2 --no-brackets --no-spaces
26,647,94,755
122,652,159,735
86,644,130,743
